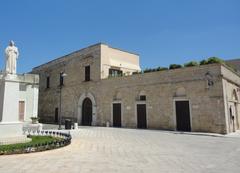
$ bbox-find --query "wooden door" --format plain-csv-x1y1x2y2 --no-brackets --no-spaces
113,103,121,127
55,108,59,123
175,101,191,132
19,101,25,121
137,104,147,129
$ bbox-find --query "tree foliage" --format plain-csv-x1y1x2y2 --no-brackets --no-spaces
184,61,199,67
200,57,224,65
169,64,182,69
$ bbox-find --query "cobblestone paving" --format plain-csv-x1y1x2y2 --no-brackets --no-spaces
1,127,240,173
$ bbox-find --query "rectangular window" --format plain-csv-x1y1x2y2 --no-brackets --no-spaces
140,95,146,101
20,84,27,91
109,69,123,77
85,66,90,81
46,76,50,88
60,75,64,86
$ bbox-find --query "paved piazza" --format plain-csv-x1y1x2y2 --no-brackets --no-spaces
1,127,240,173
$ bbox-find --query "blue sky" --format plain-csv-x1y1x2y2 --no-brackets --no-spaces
0,0,239,73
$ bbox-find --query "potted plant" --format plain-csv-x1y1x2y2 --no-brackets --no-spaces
31,117,39,124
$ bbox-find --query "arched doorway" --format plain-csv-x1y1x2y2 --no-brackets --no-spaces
77,92,97,126
228,90,239,132
82,98,92,126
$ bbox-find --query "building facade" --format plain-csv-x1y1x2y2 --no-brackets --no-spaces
32,43,240,134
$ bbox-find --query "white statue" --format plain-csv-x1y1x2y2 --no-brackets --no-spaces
5,40,19,74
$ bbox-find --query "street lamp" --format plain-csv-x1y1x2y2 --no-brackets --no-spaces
59,72,67,130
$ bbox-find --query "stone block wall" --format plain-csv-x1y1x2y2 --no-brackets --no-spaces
32,44,101,123
31,42,240,134
33,60,232,133
95,64,226,133
221,65,240,133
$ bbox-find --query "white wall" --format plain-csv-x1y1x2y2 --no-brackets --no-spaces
19,84,39,122
0,78,19,122
100,44,141,79
0,73,40,123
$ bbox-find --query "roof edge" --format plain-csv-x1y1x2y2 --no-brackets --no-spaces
32,42,140,71
32,43,103,71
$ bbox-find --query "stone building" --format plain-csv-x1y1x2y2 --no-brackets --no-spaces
32,43,240,134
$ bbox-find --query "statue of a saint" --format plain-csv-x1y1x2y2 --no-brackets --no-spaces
5,41,19,74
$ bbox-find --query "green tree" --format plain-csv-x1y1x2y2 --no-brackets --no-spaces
169,64,182,69
184,61,199,67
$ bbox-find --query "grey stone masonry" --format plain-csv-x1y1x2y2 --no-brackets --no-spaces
32,43,240,134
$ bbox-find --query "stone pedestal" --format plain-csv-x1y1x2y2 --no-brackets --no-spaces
0,122,23,138
0,74,28,145
0,74,19,122
0,122,30,145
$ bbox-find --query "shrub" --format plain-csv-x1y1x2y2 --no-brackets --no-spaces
169,64,182,69
143,68,152,73
200,57,224,65
132,71,141,75
156,67,168,71
0,136,62,153
200,59,208,65
184,61,199,67
206,57,224,64
151,68,157,72
142,67,168,73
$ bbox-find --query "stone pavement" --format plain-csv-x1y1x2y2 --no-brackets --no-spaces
1,127,240,173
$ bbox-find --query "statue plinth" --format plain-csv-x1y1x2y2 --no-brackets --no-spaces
0,74,19,122
0,73,29,145
3,73,18,80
